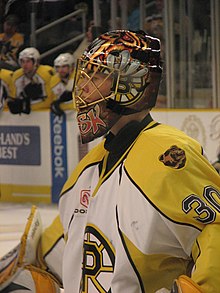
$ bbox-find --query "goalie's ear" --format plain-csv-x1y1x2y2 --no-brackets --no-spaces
0,206,42,290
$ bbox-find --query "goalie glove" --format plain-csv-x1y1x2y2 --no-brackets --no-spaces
170,275,203,293
23,82,44,101
0,206,42,290
7,97,31,114
1,265,60,293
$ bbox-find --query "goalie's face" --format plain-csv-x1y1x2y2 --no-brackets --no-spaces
73,60,117,110
73,63,121,144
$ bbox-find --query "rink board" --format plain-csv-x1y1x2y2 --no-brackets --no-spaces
0,109,219,203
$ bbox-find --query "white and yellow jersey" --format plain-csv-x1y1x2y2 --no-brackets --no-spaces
0,68,13,110
9,65,55,110
59,120,220,293
50,71,75,112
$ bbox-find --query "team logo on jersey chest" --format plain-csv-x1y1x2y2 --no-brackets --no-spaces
80,189,91,208
81,224,115,293
159,145,186,169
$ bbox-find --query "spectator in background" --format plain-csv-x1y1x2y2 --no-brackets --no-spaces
3,0,30,38
7,47,55,115
118,0,140,31
72,20,95,61
50,52,75,116
0,68,12,111
127,0,140,31
0,14,24,70
145,14,167,108
72,19,106,63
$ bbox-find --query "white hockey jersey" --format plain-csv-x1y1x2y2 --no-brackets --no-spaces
59,119,220,293
50,71,75,112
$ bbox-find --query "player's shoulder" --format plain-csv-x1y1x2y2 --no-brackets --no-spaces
0,68,13,80
0,68,13,75
61,140,106,195
14,32,24,41
50,74,61,88
11,68,24,80
37,65,55,77
137,122,201,153
124,123,217,226
126,122,202,174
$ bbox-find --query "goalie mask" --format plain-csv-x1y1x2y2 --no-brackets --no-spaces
73,30,162,143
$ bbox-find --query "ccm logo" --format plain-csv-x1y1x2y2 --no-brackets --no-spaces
80,190,91,208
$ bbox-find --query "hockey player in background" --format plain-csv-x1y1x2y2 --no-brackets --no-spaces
7,47,55,114
50,52,75,116
0,68,13,111
1,30,220,293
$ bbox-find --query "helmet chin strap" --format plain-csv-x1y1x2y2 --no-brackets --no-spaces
106,99,140,115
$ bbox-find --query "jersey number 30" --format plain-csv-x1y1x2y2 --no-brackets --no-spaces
182,186,220,224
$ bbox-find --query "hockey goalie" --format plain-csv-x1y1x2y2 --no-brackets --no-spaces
1,29,220,293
